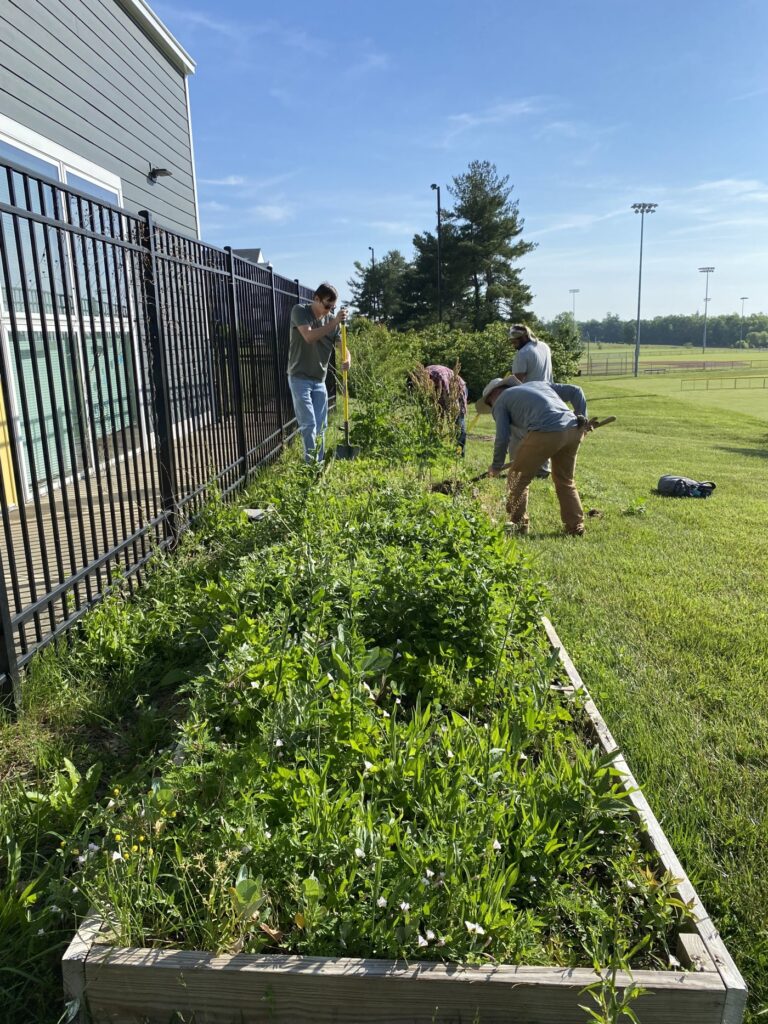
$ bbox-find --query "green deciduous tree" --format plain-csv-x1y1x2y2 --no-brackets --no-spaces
347,249,411,327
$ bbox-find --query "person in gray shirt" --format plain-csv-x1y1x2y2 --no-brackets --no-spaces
288,282,351,462
476,377,587,536
507,323,554,475
509,323,553,383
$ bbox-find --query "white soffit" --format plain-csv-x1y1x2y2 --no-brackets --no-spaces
115,0,196,76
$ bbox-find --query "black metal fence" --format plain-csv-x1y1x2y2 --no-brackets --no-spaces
0,156,320,707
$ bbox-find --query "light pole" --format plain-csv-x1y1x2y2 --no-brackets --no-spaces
569,288,580,322
631,203,657,377
430,183,443,323
739,295,749,344
569,288,581,368
368,246,376,319
699,267,715,354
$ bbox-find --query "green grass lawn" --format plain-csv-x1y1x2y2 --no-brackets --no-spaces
468,376,768,1020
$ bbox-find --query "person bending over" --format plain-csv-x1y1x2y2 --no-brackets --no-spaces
476,377,587,537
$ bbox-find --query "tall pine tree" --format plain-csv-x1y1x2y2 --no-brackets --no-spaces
446,160,535,330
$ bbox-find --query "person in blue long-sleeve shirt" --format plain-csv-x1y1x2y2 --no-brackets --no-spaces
476,377,588,536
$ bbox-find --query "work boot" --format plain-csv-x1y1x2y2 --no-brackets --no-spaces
565,525,585,537
504,522,529,537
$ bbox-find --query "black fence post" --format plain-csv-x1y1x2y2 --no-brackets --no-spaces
0,548,19,711
269,266,287,445
224,248,248,484
139,211,178,540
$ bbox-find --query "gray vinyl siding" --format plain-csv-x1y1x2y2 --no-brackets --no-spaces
0,0,198,237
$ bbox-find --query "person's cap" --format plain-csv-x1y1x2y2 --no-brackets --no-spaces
475,376,519,415
508,324,529,338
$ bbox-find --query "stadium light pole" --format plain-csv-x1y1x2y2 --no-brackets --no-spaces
569,288,580,322
430,183,443,323
739,295,749,343
368,246,376,319
699,267,715,354
631,203,657,377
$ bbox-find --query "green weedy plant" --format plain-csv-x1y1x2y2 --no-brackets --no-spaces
72,464,692,974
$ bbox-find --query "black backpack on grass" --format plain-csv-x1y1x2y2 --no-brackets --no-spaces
657,475,716,498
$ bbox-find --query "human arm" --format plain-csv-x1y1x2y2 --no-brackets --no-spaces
510,347,530,381
550,383,587,419
295,306,347,344
491,409,511,471
338,340,351,373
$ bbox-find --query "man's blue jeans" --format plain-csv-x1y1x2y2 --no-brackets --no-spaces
288,375,328,463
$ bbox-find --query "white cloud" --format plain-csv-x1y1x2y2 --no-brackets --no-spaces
442,98,543,144
248,204,294,223
367,220,417,235
199,175,246,187
346,52,390,76
690,178,768,197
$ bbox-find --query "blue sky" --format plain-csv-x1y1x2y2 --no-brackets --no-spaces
157,0,768,321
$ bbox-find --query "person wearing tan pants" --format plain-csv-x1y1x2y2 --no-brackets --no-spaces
476,377,587,536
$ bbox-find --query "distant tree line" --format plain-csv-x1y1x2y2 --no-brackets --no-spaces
569,312,768,349
348,160,534,332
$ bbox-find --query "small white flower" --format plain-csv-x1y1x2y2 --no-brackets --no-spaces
50,905,61,914
492,839,502,851
355,847,365,859
37,928,45,936
446,749,454,759
426,929,436,941
77,854,87,865
464,920,485,936
363,760,374,772
214,726,221,733
88,843,100,853
381,710,390,719
518,752,528,761
376,896,387,908
437,937,446,947
250,680,259,688
264,830,272,839
395,698,402,705
107,799,116,809
112,851,123,862
417,933,428,947
236,826,245,834
669,954,681,968
274,739,284,748
399,901,410,912
425,868,435,878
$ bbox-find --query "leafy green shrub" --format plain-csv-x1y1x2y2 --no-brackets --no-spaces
71,463,690,971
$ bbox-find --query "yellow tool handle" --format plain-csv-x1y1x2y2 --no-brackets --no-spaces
340,322,350,422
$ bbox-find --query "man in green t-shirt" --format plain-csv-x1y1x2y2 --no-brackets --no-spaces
288,282,351,462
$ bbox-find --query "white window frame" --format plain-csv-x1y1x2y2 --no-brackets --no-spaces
0,116,149,507
0,114,123,204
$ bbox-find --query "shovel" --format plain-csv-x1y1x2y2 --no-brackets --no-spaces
431,461,516,495
335,320,359,460
431,415,617,494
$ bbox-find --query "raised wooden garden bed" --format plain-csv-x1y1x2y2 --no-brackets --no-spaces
62,620,746,1024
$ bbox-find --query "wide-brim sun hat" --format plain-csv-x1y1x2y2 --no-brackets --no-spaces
475,376,519,415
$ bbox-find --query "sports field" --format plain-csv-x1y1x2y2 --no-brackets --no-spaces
581,344,768,382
